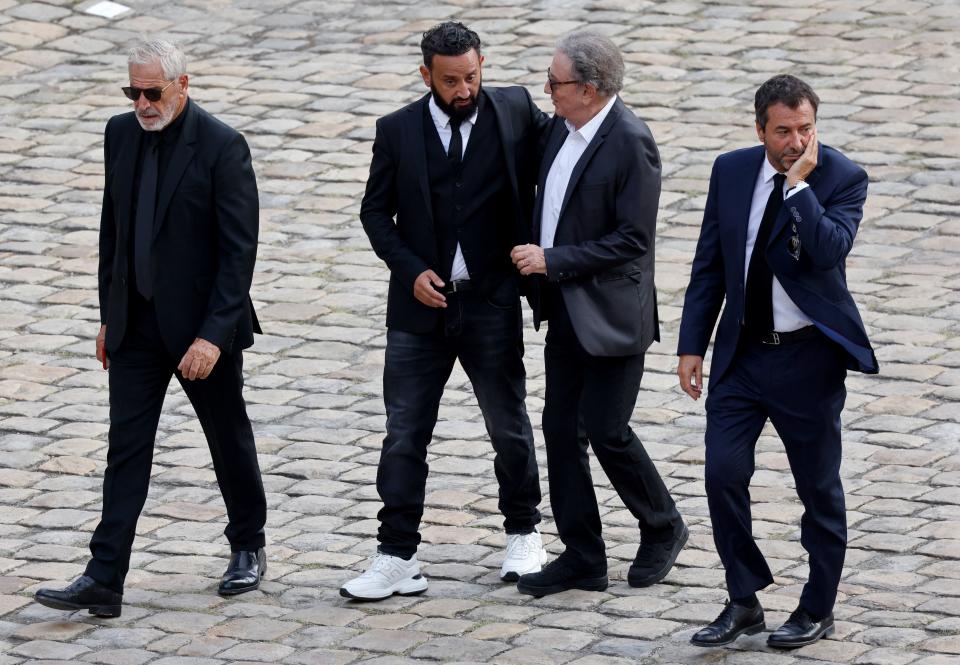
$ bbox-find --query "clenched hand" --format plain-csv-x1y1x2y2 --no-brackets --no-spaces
177,338,221,381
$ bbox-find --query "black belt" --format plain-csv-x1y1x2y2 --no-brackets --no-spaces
750,325,819,346
442,279,472,295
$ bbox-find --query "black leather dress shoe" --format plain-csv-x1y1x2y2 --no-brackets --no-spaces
767,607,834,648
516,555,608,598
628,523,688,587
218,547,266,596
34,575,122,618
690,600,765,647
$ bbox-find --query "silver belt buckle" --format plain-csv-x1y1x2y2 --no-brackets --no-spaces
763,332,781,345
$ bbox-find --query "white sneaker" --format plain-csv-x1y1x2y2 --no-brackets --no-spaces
500,530,548,581
339,552,428,600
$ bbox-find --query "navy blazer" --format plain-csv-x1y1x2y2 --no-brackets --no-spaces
533,97,661,357
359,87,546,333
678,144,878,386
98,101,261,358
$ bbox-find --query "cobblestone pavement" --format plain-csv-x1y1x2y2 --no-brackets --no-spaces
0,0,958,663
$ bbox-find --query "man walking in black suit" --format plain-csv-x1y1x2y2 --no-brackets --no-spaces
34,39,267,617
342,22,547,600
511,30,686,598
679,75,876,648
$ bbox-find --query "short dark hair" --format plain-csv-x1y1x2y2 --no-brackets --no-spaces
755,74,820,129
420,21,481,69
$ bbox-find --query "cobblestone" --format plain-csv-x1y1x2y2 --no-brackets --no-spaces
0,0,957,663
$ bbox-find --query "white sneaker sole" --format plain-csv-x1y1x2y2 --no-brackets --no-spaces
339,574,428,601
500,548,549,582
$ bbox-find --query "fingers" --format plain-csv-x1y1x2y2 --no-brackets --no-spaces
414,270,447,308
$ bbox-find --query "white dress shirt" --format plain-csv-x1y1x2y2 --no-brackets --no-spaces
744,158,812,332
428,96,477,282
540,95,618,250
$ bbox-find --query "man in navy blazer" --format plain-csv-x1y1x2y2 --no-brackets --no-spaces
678,75,877,649
511,31,686,599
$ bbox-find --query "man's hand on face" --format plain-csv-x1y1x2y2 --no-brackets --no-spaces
510,244,547,276
677,354,704,400
787,129,818,189
177,338,221,381
413,269,447,308
96,324,109,370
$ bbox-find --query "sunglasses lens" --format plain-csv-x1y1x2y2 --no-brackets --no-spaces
143,89,162,102
122,87,164,101
122,86,138,101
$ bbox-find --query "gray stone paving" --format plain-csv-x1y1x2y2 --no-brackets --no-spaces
0,0,958,663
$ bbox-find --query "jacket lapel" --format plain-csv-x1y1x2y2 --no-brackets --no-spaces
486,89,520,203
532,119,567,243
403,94,434,230
732,146,767,272
556,98,623,224
769,147,824,243
115,124,141,241
153,101,197,239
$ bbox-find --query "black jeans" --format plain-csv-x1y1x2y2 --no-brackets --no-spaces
376,284,541,558
541,290,682,571
86,294,266,592
705,332,847,619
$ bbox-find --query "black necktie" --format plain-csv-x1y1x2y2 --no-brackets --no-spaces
448,117,462,169
744,172,786,333
135,134,159,300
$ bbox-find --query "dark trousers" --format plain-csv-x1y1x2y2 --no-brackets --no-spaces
705,332,847,619
86,294,266,593
541,291,682,571
376,286,541,559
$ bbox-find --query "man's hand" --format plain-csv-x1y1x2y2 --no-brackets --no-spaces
510,244,547,276
177,338,221,381
787,129,818,189
413,269,447,308
678,354,704,400
96,324,109,370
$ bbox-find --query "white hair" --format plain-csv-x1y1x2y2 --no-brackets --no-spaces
128,39,186,79
556,30,623,97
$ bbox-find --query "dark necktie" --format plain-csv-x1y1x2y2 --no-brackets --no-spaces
744,172,786,334
134,133,160,300
448,117,462,169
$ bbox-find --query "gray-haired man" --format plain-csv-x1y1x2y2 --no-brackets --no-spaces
511,31,686,597
34,39,267,617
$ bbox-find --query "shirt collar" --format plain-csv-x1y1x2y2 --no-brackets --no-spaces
146,97,190,145
428,94,478,130
564,94,617,143
761,153,785,185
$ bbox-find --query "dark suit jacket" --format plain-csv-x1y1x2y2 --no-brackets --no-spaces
359,87,547,333
678,144,878,386
533,97,661,357
98,100,261,358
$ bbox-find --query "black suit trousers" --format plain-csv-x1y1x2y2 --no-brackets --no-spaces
541,290,682,571
705,332,847,619
376,287,541,558
86,294,267,592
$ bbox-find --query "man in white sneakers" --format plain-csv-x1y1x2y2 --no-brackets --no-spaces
343,22,549,600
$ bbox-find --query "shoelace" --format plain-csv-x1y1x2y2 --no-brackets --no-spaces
506,533,535,558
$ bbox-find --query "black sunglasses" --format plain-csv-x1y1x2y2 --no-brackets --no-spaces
122,80,175,102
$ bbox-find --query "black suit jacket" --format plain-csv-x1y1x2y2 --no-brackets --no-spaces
98,100,261,358
533,97,662,357
359,87,547,333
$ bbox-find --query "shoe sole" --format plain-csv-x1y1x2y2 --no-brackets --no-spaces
690,620,765,647
767,624,835,649
516,575,608,598
500,549,549,582
339,575,429,601
628,525,689,588
34,594,121,618
218,562,267,597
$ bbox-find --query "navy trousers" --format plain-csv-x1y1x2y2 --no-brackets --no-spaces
705,331,847,619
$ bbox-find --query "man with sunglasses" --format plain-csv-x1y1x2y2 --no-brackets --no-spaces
511,30,686,598
34,39,266,618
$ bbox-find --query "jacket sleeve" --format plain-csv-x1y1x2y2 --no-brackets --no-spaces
359,117,429,291
97,118,115,325
197,132,259,348
677,158,726,357
789,166,868,270
543,126,660,279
